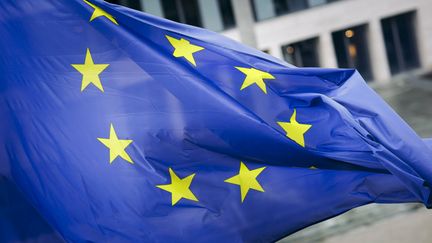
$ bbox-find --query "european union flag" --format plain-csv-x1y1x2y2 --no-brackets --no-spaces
1,0,432,242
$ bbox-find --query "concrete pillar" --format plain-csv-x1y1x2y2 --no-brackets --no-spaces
368,19,391,83
415,2,432,70
318,32,338,68
231,0,257,48
269,45,283,60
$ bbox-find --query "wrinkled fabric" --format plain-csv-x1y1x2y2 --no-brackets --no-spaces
0,0,431,242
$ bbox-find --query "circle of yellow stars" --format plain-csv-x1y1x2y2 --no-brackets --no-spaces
73,0,314,206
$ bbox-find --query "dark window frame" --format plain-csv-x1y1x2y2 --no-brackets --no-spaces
252,0,343,22
281,37,320,67
332,24,374,81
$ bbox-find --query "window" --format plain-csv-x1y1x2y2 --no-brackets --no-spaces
106,0,142,11
273,0,308,15
381,11,420,74
282,38,320,67
332,25,373,81
253,0,342,21
161,0,202,27
106,0,120,4
107,0,236,31
218,0,236,29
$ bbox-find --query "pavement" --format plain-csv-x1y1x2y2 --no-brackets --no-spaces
375,76,432,138
323,207,432,243
279,73,432,243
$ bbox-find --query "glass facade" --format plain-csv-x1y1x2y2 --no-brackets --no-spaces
332,25,373,81
381,11,420,75
106,0,142,10
109,0,235,32
218,0,236,29
161,0,202,27
281,38,320,67
252,0,341,21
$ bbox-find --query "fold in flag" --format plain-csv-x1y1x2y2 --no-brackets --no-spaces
1,1,432,242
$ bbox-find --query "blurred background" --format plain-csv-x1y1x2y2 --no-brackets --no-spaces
106,0,432,242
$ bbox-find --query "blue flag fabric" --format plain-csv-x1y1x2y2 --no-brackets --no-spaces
1,0,432,242
0,176,64,243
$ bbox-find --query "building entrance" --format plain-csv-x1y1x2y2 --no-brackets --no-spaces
381,11,420,75
282,38,320,67
332,24,373,81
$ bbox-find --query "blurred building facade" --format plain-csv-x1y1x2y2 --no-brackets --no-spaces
109,0,432,83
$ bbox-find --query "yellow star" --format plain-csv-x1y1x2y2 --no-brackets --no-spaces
156,168,198,206
277,109,312,147
84,0,118,25
225,162,266,203
235,67,275,94
71,48,109,92
165,35,204,66
97,123,133,164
